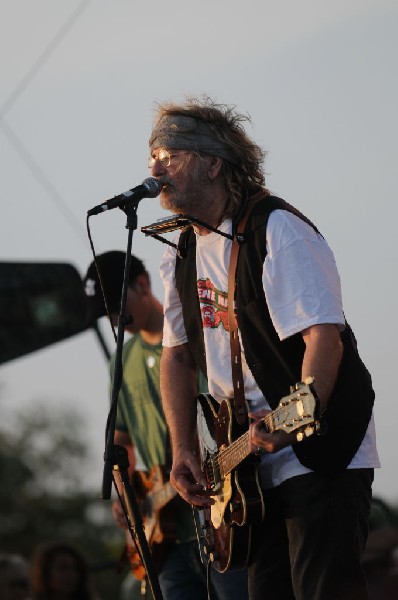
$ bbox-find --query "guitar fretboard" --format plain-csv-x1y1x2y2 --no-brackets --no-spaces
216,407,289,477
203,383,316,485
218,431,250,478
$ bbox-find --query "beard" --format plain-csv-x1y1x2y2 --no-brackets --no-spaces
160,158,212,216
159,185,186,213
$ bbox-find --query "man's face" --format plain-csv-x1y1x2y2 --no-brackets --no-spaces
48,553,80,595
149,147,212,215
110,279,149,334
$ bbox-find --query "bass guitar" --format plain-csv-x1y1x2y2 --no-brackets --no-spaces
194,378,319,572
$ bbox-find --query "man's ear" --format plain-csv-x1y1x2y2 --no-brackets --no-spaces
133,273,150,296
208,156,223,180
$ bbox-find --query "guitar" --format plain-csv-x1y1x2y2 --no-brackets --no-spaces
124,465,178,580
194,378,319,573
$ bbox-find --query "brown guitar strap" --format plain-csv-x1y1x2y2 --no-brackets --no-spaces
228,197,258,425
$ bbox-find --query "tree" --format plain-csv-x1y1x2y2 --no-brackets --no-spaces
0,400,128,599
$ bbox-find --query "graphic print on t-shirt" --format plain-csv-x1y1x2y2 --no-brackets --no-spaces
197,278,230,331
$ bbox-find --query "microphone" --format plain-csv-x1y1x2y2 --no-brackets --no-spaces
87,177,161,216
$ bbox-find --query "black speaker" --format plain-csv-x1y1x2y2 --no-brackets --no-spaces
0,262,89,365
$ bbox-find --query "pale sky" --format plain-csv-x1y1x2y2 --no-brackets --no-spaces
1,0,397,502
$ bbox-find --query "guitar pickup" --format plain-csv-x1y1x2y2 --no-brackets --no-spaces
203,455,222,491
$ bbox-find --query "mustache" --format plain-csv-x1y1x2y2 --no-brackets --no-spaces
156,177,172,189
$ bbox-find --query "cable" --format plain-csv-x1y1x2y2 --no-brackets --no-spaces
0,0,93,118
0,0,94,245
1,117,87,245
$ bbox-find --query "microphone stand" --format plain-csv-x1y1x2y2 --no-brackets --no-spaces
101,200,163,600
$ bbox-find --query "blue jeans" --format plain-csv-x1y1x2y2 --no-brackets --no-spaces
158,540,248,600
248,469,374,600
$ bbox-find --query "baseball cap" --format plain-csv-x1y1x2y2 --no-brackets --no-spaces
83,251,146,323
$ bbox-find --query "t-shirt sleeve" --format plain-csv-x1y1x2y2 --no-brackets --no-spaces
263,210,345,340
159,241,189,347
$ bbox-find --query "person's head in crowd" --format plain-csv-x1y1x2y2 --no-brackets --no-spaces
30,541,94,600
0,554,30,600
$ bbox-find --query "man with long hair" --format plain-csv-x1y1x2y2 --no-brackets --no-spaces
152,97,380,599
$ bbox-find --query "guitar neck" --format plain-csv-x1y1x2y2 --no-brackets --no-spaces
209,380,317,482
218,431,251,478
216,408,285,477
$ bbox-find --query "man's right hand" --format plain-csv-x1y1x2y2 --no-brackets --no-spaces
170,450,215,507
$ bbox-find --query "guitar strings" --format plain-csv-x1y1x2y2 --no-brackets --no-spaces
210,400,308,478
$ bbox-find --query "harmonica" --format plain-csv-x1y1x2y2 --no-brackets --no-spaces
141,214,192,236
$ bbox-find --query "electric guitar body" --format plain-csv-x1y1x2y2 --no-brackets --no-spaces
195,394,264,572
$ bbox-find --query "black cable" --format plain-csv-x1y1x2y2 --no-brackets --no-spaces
1,0,93,118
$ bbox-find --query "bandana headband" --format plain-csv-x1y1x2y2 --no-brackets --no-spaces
149,115,240,166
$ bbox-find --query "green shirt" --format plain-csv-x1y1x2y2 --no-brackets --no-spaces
112,334,166,469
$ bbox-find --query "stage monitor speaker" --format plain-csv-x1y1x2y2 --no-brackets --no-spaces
0,262,89,365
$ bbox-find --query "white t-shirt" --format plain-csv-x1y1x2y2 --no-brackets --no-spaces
160,210,380,488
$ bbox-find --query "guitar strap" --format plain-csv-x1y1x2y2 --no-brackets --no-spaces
228,195,258,425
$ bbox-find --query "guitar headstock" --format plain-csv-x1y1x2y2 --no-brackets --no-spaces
268,377,320,442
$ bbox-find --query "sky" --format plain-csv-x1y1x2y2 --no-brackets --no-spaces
1,0,397,502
